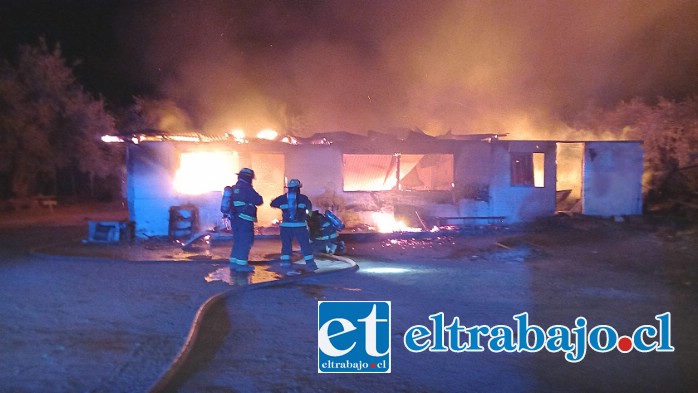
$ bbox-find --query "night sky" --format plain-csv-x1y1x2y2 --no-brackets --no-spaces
2,0,698,137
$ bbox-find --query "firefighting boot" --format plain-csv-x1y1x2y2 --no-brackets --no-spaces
230,258,254,272
233,264,254,273
327,242,337,254
304,257,319,272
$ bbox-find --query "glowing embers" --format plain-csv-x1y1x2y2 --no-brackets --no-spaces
173,151,239,195
382,237,455,249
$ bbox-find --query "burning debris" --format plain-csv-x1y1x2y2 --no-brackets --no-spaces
370,212,423,233
381,236,457,250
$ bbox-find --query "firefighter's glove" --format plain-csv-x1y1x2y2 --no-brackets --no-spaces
222,216,232,231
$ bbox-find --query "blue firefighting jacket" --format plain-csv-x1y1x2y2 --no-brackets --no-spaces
270,192,312,227
221,179,263,222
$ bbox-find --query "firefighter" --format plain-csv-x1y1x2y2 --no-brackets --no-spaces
270,178,318,271
307,210,344,254
221,167,263,272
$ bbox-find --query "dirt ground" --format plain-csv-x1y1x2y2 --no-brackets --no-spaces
1,203,697,392
165,216,698,392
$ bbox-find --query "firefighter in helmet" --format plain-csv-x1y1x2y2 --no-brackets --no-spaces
221,167,263,272
270,178,318,271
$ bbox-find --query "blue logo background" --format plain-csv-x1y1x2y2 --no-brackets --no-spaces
318,301,391,373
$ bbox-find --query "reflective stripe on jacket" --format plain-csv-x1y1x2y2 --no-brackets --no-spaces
226,179,263,222
270,192,312,227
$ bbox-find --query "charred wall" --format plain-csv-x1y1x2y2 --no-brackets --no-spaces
125,137,642,237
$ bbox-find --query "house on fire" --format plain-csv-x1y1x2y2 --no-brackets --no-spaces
119,130,643,238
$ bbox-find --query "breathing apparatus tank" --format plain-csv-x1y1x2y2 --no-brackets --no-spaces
221,186,234,215
324,210,345,230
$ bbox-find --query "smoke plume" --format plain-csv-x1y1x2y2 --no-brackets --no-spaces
115,0,698,138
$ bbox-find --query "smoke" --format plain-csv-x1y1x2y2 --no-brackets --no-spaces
116,0,698,138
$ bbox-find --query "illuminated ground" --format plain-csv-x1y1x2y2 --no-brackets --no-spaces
170,218,698,392
0,203,697,392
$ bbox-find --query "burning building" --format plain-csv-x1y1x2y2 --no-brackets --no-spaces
111,130,643,238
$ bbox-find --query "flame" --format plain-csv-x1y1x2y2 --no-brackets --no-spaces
281,136,299,144
173,151,238,195
257,128,278,140
230,128,246,143
371,212,422,233
168,135,201,142
533,152,545,187
101,135,123,143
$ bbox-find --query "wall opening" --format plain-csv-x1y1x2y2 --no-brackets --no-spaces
343,153,453,191
343,154,397,191
556,142,584,212
400,154,454,191
533,152,545,188
510,152,533,186
173,151,238,195
510,152,545,188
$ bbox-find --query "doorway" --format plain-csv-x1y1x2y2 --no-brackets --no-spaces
556,142,584,212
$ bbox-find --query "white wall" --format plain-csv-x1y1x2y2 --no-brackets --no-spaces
284,145,344,200
454,143,493,218
128,142,253,237
488,141,557,223
582,142,643,216
128,139,641,235
128,142,177,237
